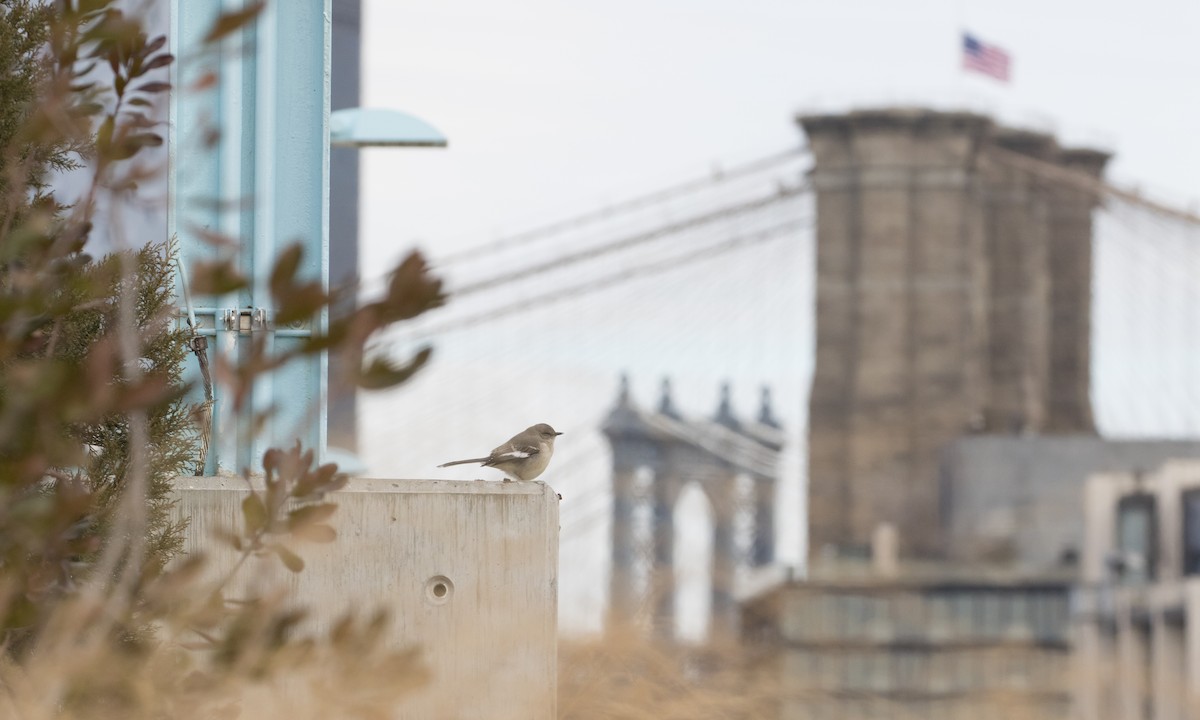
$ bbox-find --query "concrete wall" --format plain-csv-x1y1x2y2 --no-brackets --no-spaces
175,477,559,720
941,437,1200,570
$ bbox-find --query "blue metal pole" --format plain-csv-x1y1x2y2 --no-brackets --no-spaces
170,0,331,475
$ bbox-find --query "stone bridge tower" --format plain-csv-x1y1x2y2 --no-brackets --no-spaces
801,108,1109,560
603,377,783,639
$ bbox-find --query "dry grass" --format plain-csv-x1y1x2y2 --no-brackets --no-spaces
559,626,778,720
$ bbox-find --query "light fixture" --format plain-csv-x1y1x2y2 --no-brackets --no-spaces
330,107,448,148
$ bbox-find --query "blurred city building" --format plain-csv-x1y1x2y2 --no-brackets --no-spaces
1076,460,1200,720
741,107,1200,719
942,436,1200,570
592,106,1200,717
742,555,1074,720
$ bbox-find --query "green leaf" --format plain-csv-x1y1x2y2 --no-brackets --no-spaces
241,493,267,535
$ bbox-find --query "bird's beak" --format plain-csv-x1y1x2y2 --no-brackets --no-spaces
555,432,564,436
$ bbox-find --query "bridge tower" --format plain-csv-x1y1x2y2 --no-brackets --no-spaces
603,377,783,639
800,108,1109,560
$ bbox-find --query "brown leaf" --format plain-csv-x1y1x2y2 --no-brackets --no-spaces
287,503,337,530
357,347,432,390
274,282,328,326
186,224,239,249
142,53,174,71
133,81,171,94
270,244,303,299
191,258,249,295
112,374,175,413
203,2,266,43
190,71,219,92
143,35,167,56
272,544,305,573
382,251,446,322
292,523,336,543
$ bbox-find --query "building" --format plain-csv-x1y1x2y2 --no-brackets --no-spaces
941,437,1200,570
738,108,1200,719
742,566,1074,720
1075,460,1200,720
742,436,1200,718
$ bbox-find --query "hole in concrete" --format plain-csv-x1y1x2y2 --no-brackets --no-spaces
425,575,453,604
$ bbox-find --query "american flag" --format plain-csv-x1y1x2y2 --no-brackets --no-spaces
962,32,1011,82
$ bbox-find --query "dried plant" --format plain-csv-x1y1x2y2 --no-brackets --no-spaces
0,2,442,717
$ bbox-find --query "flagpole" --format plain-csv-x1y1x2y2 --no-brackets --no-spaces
954,0,965,111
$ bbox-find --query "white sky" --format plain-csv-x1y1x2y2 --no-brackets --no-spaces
355,0,1200,636
360,0,1200,264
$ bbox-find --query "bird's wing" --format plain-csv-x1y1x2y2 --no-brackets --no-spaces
483,442,540,465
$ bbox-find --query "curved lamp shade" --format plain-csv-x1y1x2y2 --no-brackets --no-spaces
330,108,448,148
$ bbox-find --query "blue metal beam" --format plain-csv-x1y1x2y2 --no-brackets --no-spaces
170,1,331,475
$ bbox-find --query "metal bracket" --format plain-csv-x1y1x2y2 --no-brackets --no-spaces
222,307,269,333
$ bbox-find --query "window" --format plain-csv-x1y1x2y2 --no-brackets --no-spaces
1182,488,1200,576
1116,493,1158,584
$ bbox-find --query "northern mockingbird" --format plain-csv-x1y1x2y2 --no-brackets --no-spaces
438,423,563,482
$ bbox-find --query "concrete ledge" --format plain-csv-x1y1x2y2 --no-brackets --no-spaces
175,477,559,719
176,475,552,494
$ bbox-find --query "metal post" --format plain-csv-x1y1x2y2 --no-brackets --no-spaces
328,0,362,452
170,0,331,474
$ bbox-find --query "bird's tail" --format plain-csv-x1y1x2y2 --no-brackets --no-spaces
437,457,490,468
